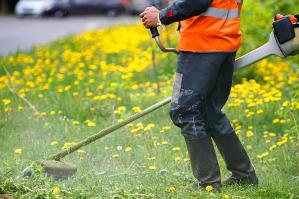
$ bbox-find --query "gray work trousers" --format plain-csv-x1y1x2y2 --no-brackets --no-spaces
169,52,236,140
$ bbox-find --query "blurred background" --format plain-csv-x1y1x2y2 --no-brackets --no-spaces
0,0,170,56
0,0,169,17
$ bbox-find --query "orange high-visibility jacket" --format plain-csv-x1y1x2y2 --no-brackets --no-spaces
179,0,243,52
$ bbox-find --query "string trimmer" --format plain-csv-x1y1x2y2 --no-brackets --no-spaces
24,14,299,179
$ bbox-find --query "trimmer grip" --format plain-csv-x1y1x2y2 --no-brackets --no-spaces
150,28,160,38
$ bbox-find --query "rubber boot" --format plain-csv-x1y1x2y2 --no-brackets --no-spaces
213,131,258,186
185,137,221,191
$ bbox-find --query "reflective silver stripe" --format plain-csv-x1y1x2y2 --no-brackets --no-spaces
236,0,243,4
200,7,240,19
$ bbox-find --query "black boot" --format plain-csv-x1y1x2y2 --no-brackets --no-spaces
213,132,258,186
185,137,221,191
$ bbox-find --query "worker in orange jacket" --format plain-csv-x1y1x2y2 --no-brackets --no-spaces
140,0,258,191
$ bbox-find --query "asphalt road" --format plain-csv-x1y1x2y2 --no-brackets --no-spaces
0,15,139,56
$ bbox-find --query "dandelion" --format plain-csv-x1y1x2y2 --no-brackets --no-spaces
18,106,24,111
144,123,155,131
224,194,231,199
175,157,181,162
257,109,264,114
272,119,280,124
147,156,156,160
269,144,277,151
2,99,11,105
205,185,213,192
172,147,181,152
14,148,22,155
246,131,254,138
257,152,269,159
112,153,119,158
73,92,79,96
87,121,96,127
50,141,58,146
53,187,61,195
86,92,93,97
162,141,168,145
148,165,157,171
167,186,176,193
62,142,77,150
268,132,276,137
246,145,252,150
117,119,124,123
125,146,132,152
50,111,56,115
132,106,141,113
73,121,80,125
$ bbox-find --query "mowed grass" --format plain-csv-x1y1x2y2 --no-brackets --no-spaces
1,7,299,199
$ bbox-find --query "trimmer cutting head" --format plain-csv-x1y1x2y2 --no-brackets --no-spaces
24,160,77,180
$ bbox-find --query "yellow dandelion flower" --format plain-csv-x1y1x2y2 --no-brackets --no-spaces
117,119,124,123
246,131,254,138
279,119,286,124
18,106,24,111
224,194,230,199
73,121,80,125
148,165,156,170
50,141,58,146
162,141,168,145
132,106,141,113
257,152,269,159
147,156,156,160
167,186,176,193
50,111,56,115
62,142,77,150
86,92,93,97
172,147,181,152
269,132,276,137
14,148,22,155
246,145,252,150
87,121,96,127
125,146,132,152
175,157,181,162
272,119,280,124
112,153,119,158
2,99,11,105
53,187,61,194
205,185,213,192
73,92,79,96
257,109,264,114
269,144,277,151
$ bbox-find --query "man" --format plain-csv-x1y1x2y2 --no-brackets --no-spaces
140,0,258,191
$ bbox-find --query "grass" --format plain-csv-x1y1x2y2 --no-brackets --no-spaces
1,2,299,198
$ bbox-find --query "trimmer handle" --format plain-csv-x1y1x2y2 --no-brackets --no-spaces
150,28,160,38
150,27,179,54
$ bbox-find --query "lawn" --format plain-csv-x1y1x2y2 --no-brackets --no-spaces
1,1,299,198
